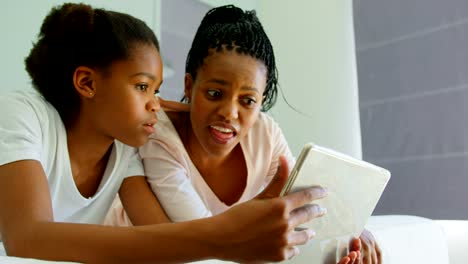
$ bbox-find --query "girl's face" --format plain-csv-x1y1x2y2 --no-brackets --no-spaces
185,50,267,158
92,43,163,147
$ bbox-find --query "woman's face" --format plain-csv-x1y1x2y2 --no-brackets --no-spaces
185,50,267,158
92,43,163,147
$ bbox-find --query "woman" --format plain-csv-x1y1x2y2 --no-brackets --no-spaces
108,5,379,264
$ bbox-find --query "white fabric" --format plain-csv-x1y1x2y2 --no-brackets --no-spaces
363,215,449,264
0,91,144,253
0,215,459,263
436,220,468,264
139,110,294,221
0,256,79,264
190,215,452,264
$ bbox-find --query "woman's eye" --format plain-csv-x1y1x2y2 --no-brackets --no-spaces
207,89,221,98
242,97,257,106
154,89,160,96
136,84,148,91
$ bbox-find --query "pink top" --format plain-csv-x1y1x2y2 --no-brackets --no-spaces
104,110,294,225
142,110,294,221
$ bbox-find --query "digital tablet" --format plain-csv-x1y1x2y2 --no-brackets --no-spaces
281,143,391,263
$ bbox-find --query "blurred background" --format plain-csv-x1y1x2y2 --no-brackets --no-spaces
1,0,466,220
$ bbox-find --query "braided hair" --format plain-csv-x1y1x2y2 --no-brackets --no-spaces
185,5,278,112
25,3,159,125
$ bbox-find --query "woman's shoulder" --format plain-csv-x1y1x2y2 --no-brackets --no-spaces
151,110,190,142
252,112,282,133
141,110,189,158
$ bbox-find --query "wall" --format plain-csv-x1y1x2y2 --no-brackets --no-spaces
158,0,210,101
355,0,468,219
1,0,159,94
2,0,362,160
257,0,362,158
159,0,258,101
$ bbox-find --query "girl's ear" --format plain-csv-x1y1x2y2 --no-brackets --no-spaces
184,73,193,103
73,66,97,98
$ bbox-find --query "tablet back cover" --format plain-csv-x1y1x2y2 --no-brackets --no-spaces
287,144,390,263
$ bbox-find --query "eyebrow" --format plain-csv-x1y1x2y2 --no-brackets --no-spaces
130,72,157,81
206,78,260,94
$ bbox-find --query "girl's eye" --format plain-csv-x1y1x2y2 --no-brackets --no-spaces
207,89,221,98
154,89,160,96
136,84,148,92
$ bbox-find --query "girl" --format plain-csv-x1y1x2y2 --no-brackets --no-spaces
107,5,379,264
0,3,328,263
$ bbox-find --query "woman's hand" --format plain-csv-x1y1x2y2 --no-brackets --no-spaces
344,229,382,264
158,97,190,112
358,229,382,264
337,250,361,264
337,228,382,264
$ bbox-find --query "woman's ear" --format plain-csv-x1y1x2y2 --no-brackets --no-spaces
73,66,97,98
184,73,193,103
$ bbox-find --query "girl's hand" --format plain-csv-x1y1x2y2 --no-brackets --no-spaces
213,156,328,262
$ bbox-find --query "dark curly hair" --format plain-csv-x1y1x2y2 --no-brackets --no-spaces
25,3,159,125
185,5,278,112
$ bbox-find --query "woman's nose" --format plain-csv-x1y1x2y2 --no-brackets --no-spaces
219,100,239,120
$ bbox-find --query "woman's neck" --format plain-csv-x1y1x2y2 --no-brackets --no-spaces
168,111,229,167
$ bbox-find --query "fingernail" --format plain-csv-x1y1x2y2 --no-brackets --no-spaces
318,207,327,215
293,247,300,257
322,187,328,195
307,229,316,239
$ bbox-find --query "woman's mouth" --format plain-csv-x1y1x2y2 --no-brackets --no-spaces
209,125,237,144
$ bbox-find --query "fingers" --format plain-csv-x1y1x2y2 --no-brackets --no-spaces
288,203,327,227
256,156,289,199
287,228,316,247
361,238,379,264
361,241,370,264
350,237,362,252
349,251,357,264
285,246,300,260
371,249,378,264
159,97,190,112
376,242,382,264
339,251,359,264
284,186,328,212
338,256,350,264
359,229,381,264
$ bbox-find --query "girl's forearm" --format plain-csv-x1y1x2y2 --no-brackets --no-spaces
6,219,220,264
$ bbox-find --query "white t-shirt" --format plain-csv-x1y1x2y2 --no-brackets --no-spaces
0,90,143,229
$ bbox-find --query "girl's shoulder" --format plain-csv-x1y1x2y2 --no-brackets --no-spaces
0,90,56,119
0,90,59,129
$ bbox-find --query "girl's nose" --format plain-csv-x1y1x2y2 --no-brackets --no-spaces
147,95,161,113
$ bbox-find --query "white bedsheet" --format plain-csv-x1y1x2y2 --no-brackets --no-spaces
0,215,452,264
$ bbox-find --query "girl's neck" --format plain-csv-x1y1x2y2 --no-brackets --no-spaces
65,115,114,198
66,122,114,167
